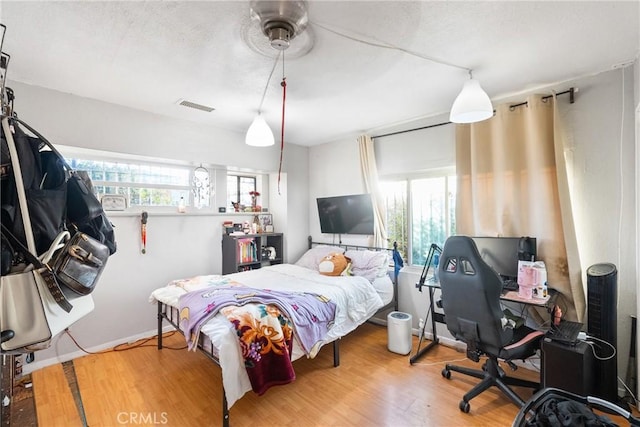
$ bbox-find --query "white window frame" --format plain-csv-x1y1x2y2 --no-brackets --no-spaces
227,173,257,210
381,166,456,266
58,146,215,213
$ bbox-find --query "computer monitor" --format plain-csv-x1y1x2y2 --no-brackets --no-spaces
471,236,537,279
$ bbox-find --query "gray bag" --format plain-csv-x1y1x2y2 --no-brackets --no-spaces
0,243,95,353
0,268,52,352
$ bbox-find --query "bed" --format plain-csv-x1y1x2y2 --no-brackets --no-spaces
149,238,400,426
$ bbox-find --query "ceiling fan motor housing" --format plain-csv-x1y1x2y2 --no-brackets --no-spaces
250,0,309,51
265,21,293,50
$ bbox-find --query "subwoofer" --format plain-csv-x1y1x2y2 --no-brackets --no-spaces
587,263,618,402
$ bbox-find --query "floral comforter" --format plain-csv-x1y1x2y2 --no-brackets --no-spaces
178,283,336,394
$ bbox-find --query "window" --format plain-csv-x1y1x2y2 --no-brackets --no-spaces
66,157,209,209
380,181,408,260
227,174,256,211
381,174,456,266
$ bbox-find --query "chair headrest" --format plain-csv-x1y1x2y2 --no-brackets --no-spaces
440,235,501,281
443,236,480,259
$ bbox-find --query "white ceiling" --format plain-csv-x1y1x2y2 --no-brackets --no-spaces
1,1,638,147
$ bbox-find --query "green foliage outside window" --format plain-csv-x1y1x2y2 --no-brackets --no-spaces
382,175,456,266
67,158,191,207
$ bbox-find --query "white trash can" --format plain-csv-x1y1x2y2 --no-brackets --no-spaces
387,311,412,355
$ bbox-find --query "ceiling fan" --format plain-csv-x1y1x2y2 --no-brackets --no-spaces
242,0,314,58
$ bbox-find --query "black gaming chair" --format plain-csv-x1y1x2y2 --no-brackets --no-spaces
438,235,544,413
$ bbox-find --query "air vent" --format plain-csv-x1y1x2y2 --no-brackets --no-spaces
177,99,215,113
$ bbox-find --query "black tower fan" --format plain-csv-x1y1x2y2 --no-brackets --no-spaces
587,263,618,403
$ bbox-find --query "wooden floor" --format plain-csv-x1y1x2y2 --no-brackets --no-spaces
28,323,551,426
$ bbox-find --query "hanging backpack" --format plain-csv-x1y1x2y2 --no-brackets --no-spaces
14,118,117,255
0,118,67,256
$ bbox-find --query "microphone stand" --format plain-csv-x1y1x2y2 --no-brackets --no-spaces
410,243,443,364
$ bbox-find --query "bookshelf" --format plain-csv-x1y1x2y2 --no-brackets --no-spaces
222,233,284,274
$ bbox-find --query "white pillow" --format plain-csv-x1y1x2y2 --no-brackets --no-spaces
345,250,389,282
295,246,345,271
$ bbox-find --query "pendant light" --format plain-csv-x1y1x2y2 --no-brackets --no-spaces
245,51,281,147
449,71,494,124
246,114,275,147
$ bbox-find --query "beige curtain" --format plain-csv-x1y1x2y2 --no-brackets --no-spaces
551,95,586,321
358,134,388,248
456,95,585,321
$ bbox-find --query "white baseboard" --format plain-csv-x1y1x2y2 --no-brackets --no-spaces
22,325,175,375
414,327,466,351
366,317,387,327
368,316,466,352
372,318,541,369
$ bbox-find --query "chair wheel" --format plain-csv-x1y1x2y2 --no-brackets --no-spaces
441,368,451,379
459,400,470,413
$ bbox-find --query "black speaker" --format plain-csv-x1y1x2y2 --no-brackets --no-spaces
541,338,595,395
587,263,618,402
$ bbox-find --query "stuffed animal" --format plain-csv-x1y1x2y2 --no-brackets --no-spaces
318,252,351,276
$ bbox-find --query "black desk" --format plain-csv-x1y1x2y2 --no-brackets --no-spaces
409,279,555,364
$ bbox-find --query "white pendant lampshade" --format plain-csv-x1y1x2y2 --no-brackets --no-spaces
449,78,494,124
245,114,275,147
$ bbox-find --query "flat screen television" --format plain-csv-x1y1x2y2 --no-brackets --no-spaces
316,194,374,235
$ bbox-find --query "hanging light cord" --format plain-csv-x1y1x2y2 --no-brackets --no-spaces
310,20,471,73
278,51,287,195
257,51,282,113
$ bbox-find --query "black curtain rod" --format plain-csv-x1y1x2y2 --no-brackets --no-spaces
373,121,450,139
372,87,575,139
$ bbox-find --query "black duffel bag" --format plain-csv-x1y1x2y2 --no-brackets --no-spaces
15,119,116,255
1,119,67,256
66,171,117,255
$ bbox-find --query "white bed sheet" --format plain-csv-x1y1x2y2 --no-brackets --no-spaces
372,274,394,306
149,263,385,408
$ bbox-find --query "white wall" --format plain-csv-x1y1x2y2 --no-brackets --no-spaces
7,80,310,372
633,57,640,408
308,136,367,246
559,66,636,383
278,147,311,262
270,143,310,262
634,57,640,405
308,67,638,381
9,82,280,171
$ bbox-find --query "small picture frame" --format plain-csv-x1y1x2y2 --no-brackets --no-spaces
259,214,273,232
